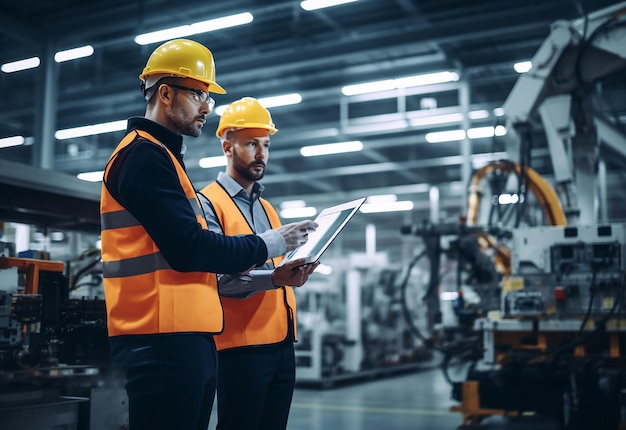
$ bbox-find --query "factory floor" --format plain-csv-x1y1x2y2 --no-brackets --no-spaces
208,365,562,430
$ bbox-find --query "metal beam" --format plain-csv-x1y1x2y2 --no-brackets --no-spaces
595,115,626,161
0,13,41,48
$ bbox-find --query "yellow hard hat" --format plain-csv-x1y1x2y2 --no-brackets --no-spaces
139,39,226,94
216,97,278,138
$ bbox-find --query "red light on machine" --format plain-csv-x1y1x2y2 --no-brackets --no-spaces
554,286,566,301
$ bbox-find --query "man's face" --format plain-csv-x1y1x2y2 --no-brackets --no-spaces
227,128,271,183
164,80,212,137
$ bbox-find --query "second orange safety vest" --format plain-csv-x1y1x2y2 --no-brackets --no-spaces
101,130,223,337
199,182,297,351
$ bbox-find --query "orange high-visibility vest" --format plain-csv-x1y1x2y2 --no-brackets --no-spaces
101,130,223,337
199,182,296,351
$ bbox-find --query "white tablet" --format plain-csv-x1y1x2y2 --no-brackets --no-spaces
279,197,366,267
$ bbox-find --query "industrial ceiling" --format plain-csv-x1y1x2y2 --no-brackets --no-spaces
1,0,625,260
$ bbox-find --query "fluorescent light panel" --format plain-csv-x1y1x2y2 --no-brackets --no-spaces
214,105,228,116
440,291,459,301
360,201,414,213
55,120,127,140
134,12,253,45
279,200,317,219
467,126,495,139
425,129,466,143
300,0,358,11
498,193,520,204
54,45,94,63
300,140,363,157
425,126,507,143
344,79,396,95
280,206,318,219
366,194,397,204
2,45,94,73
280,200,307,209
514,61,532,73
215,93,302,116
494,125,507,136
77,171,104,182
468,110,490,120
0,135,25,148
342,71,459,96
2,121,127,142
315,263,333,275
1,57,40,73
259,93,302,108
199,155,227,168
395,71,459,88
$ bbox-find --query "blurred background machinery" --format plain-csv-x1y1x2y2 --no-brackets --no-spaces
294,253,432,386
396,3,626,428
0,248,126,430
398,188,626,429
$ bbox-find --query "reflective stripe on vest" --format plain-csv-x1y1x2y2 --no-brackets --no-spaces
101,197,201,231
101,129,222,337
199,181,297,351
102,252,171,278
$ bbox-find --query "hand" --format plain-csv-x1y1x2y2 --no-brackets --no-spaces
271,258,320,287
274,220,318,252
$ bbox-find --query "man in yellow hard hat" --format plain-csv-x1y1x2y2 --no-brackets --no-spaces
198,97,319,430
100,40,316,430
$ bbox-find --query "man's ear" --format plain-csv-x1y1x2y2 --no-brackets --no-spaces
222,139,233,156
158,84,172,103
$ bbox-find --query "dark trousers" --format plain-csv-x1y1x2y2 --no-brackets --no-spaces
111,333,218,430
216,340,296,430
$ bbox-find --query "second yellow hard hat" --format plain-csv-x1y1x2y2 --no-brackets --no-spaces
216,97,277,138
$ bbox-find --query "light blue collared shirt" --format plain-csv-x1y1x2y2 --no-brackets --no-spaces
198,171,285,298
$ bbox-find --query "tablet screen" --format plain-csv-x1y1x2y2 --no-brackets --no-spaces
280,197,366,266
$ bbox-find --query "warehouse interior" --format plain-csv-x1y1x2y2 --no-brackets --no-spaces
1,0,626,429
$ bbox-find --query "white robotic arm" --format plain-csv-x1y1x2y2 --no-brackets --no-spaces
501,2,626,225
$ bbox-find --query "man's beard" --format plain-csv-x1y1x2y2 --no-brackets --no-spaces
233,147,265,182
169,98,203,137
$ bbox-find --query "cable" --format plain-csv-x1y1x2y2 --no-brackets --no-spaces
575,16,624,88
550,275,625,361
398,248,480,358
70,256,102,291
399,250,431,345
578,267,597,335
515,125,533,227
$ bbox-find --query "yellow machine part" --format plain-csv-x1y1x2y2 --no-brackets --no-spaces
465,160,566,278
467,161,566,227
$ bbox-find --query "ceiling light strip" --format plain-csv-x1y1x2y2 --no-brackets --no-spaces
54,45,94,63
300,140,363,157
280,207,318,218
215,93,302,116
134,12,254,45
360,201,414,213
0,136,25,149
199,156,227,169
342,71,459,96
77,170,104,182
1,57,40,73
55,120,127,140
300,0,359,11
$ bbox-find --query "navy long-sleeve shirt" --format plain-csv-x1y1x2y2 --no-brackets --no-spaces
104,117,269,274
